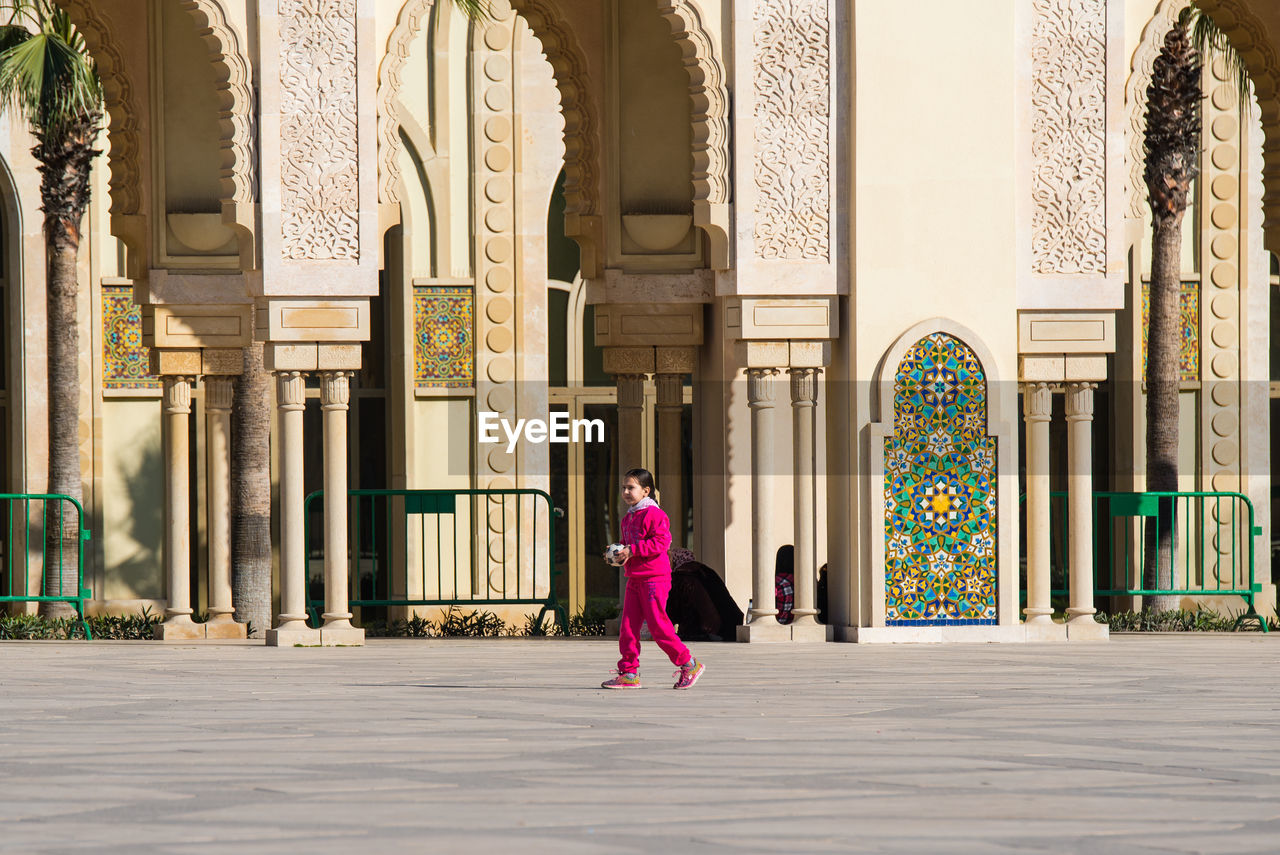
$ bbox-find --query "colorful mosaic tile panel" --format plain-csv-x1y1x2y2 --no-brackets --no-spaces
102,284,159,390
414,286,474,387
1140,282,1199,382
883,333,997,625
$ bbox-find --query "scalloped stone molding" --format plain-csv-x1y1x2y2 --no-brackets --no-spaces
656,0,731,268
1128,0,1280,252
176,0,257,252
376,0,434,209
56,0,142,220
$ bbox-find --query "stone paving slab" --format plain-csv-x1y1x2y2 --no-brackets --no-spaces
1,636,1280,853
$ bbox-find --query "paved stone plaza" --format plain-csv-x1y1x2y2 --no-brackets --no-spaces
2,636,1279,853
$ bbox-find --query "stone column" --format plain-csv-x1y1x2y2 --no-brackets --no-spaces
615,372,646,600
202,376,244,639
655,372,685,548
318,371,363,644
1065,381,1105,639
739,367,787,641
789,367,823,638
155,376,201,640
1022,382,1063,640
267,371,319,646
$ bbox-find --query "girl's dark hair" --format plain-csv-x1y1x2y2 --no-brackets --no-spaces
623,468,656,496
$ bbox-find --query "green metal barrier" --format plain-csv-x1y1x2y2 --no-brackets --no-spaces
0,493,92,637
1093,491,1266,631
303,488,566,633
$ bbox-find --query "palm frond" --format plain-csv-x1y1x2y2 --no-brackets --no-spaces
0,0,99,135
1184,5,1252,115
451,0,491,22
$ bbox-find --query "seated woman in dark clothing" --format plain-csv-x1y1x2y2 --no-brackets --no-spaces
666,548,744,641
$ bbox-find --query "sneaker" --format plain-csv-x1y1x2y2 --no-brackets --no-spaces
601,670,642,689
673,658,704,690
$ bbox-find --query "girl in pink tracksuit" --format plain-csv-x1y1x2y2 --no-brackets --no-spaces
601,468,705,690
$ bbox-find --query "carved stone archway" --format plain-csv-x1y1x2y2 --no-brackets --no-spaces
56,1,143,229
175,0,257,250
1127,0,1280,253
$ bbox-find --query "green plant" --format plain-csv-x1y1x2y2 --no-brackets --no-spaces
1097,608,1278,632
567,600,618,637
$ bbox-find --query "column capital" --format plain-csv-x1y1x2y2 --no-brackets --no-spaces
615,373,646,410
746,366,779,407
788,366,820,406
1064,381,1097,421
655,372,684,410
203,375,235,413
1022,381,1053,421
319,370,352,409
162,375,194,415
277,370,307,410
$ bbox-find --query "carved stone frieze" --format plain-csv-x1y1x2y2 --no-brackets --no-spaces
752,0,829,261
1030,0,1107,276
279,0,360,260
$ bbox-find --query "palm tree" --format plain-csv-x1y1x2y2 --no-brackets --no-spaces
0,0,101,618
229,0,491,636
1141,7,1247,612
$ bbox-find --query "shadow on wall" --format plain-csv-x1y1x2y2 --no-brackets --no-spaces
109,442,164,599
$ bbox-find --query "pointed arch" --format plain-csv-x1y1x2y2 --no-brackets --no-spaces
378,0,600,222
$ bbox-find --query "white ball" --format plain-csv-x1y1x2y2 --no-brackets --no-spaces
603,542,628,567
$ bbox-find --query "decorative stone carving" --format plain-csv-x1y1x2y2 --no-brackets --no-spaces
319,370,352,409
59,0,142,217
162,375,195,415
752,0,829,261
176,0,256,235
1031,0,1107,275
277,371,307,410
279,0,360,260
511,0,600,220
377,0,435,207
203,375,235,412
656,0,732,266
746,367,779,406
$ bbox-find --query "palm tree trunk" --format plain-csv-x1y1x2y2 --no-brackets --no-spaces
38,118,97,620
1142,217,1183,613
232,311,272,637
41,223,82,617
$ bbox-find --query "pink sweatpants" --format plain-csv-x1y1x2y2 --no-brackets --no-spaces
617,575,691,674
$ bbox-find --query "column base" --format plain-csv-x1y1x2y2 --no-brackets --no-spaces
153,618,206,641
1023,620,1068,642
203,616,248,640
319,626,366,646
266,626,322,647
1066,618,1109,641
736,622,792,642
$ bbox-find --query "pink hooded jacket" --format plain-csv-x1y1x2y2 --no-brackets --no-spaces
619,498,673,579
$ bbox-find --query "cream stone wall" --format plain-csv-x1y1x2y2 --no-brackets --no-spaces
825,0,1021,629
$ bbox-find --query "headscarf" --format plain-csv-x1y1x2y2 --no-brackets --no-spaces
670,547,696,569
